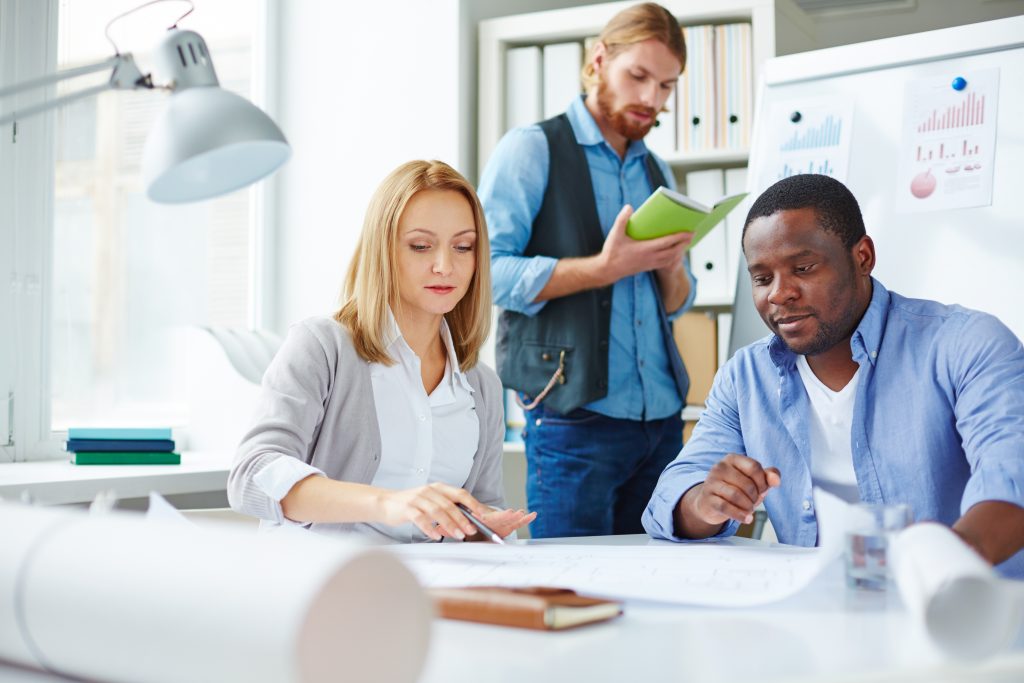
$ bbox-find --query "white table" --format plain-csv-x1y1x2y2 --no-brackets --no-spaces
0,451,231,507
1,534,1021,682
415,534,1024,683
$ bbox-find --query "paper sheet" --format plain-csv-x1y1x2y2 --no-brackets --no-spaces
391,541,833,608
892,522,1022,660
0,502,430,683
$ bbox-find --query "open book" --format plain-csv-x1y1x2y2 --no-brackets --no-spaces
428,586,622,630
626,186,748,247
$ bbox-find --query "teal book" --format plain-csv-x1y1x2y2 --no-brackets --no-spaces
67,427,173,440
625,186,748,246
71,451,181,465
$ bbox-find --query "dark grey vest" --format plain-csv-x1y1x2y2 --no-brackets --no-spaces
496,113,689,415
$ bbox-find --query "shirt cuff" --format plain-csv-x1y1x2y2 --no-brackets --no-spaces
511,256,558,316
960,459,1024,516
252,457,325,526
643,474,740,541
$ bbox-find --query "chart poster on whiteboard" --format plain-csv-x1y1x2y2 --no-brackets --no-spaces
756,97,854,193
897,68,999,213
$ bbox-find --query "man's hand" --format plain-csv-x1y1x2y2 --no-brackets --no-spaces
598,205,693,283
674,454,781,539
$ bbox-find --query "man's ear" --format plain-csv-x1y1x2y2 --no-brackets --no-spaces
852,235,876,275
591,40,607,75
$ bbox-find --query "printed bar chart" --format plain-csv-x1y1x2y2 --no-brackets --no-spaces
780,115,842,152
916,92,985,133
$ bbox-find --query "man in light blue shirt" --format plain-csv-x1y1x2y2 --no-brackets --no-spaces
478,4,698,537
643,174,1024,576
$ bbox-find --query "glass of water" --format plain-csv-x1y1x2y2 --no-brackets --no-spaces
844,502,913,590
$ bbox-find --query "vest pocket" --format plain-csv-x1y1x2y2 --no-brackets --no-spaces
514,341,573,403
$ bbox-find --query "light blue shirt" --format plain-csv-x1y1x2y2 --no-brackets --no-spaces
643,279,1024,577
478,96,697,421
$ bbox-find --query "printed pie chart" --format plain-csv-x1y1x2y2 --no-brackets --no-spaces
911,169,937,198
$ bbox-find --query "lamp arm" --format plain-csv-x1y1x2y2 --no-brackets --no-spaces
0,54,152,127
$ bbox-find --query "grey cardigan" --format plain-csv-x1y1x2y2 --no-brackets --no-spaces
227,316,507,535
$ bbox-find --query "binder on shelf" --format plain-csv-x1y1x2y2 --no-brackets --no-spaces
723,166,751,305
645,88,677,157
686,169,731,306
674,311,718,406
678,25,716,153
715,23,753,149
542,42,583,119
505,46,543,131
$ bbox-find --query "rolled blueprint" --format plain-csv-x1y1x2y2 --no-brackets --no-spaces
0,502,431,683
891,522,1022,660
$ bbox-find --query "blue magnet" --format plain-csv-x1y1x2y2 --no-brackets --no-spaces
952,76,967,91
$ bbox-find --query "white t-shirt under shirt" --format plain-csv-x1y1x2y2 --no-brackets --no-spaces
795,355,861,503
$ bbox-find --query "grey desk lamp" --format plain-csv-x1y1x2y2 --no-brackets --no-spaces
0,0,290,203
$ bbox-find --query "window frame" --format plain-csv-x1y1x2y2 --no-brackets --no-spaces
0,0,277,462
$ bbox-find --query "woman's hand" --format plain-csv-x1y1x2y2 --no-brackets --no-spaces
471,508,537,541
379,483,488,541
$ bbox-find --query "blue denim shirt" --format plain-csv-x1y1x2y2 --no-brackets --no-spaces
479,96,697,421
643,279,1024,577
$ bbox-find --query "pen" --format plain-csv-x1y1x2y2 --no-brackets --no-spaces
455,503,506,545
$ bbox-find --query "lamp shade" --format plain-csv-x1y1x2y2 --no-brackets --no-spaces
142,86,291,203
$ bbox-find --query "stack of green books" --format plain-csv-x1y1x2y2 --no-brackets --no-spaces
66,428,180,465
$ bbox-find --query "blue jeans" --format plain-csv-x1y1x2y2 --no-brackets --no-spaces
522,403,683,538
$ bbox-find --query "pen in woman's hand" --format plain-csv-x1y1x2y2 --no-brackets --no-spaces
455,503,506,544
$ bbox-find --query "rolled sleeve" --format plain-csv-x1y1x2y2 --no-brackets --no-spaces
479,126,554,316
953,313,1024,515
252,457,325,526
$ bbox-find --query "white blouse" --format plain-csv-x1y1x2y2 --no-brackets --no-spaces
253,312,479,542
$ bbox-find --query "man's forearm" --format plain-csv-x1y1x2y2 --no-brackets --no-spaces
534,254,612,302
655,263,691,313
952,500,1024,566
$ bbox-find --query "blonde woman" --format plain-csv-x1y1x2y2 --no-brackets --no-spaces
229,160,535,542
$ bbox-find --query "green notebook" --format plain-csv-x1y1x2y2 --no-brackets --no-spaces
626,186,748,247
71,451,181,465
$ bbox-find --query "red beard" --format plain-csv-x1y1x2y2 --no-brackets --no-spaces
596,80,658,141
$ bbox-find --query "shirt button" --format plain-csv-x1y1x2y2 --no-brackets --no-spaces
802,499,812,511
419,414,426,421
417,468,425,475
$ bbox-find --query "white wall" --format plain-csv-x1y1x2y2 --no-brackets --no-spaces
268,0,1024,332
269,0,463,331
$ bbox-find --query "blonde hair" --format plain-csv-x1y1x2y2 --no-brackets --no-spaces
581,3,686,92
335,160,492,371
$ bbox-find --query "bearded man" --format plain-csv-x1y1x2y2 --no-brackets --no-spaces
479,3,697,538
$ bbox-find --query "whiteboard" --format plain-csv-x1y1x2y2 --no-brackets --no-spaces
731,15,1024,357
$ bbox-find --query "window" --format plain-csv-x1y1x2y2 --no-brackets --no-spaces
50,0,261,430
1,0,271,459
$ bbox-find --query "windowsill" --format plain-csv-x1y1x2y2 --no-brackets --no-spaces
0,451,232,506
